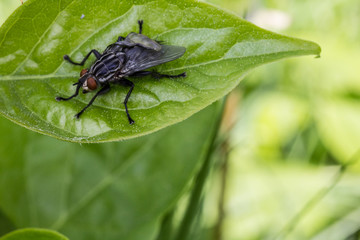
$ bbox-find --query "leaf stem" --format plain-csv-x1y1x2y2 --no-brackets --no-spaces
213,139,229,240
155,209,175,240
173,100,226,240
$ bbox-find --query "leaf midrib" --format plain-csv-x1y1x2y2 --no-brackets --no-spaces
0,48,312,82
0,74,74,81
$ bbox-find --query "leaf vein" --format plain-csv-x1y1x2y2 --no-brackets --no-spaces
9,0,76,75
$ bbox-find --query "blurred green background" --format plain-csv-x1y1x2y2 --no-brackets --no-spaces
200,0,360,239
1,0,360,239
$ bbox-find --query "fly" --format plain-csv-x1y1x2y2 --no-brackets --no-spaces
56,20,186,124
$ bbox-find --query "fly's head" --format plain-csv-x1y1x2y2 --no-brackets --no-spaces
79,69,98,93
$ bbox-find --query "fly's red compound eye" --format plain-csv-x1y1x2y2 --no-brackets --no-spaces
80,69,88,77
87,77,97,90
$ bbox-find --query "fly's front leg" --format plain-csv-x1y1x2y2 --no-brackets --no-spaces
64,49,102,66
75,84,110,119
138,20,143,34
114,78,135,124
55,79,85,101
131,71,186,79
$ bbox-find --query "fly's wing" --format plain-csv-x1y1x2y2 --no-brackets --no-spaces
126,32,162,51
121,45,186,75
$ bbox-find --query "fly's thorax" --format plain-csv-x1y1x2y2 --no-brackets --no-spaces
90,52,125,76
87,52,126,84
104,43,123,53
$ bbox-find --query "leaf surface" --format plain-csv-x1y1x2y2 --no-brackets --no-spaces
0,102,221,240
0,229,68,240
0,0,321,142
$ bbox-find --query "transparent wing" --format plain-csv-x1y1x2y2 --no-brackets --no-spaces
121,45,186,75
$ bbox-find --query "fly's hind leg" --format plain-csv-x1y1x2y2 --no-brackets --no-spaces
117,36,125,41
114,78,135,124
131,71,186,79
138,20,143,34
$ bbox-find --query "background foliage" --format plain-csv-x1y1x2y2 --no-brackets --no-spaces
1,0,359,240
201,0,360,239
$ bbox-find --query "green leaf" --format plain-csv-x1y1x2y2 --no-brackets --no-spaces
0,211,15,236
0,0,320,142
315,98,360,165
0,228,68,240
0,102,222,240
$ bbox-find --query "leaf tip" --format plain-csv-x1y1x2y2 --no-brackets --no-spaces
307,40,321,57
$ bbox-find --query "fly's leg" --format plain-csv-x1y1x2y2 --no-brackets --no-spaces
75,84,110,119
117,36,125,41
114,78,135,124
131,71,186,79
138,20,143,34
55,80,85,101
63,49,102,66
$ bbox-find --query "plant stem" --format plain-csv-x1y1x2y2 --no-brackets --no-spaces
174,101,225,240
156,209,175,240
213,139,229,240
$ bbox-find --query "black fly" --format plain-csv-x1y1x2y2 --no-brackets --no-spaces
56,20,186,124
